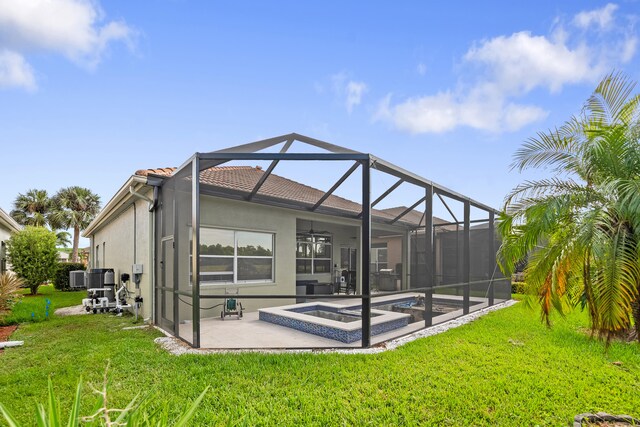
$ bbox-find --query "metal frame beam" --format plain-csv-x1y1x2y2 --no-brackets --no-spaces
247,138,294,201
371,155,497,213
434,218,490,227
356,178,404,218
424,185,433,327
488,211,495,306
199,152,369,161
389,196,427,225
311,162,360,211
436,192,458,223
172,187,179,338
211,134,291,154
361,158,371,348
191,158,201,348
292,133,361,154
372,178,403,208
463,201,471,315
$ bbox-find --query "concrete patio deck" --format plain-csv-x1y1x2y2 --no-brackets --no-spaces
177,293,494,349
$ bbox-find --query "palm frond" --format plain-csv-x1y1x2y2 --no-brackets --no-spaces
586,71,637,125
511,124,581,173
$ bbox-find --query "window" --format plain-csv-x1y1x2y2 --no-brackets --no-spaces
371,244,388,272
296,233,332,274
340,247,357,271
197,228,274,284
1,241,6,274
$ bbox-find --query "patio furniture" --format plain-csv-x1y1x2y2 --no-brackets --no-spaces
378,269,397,291
339,270,356,294
296,280,334,302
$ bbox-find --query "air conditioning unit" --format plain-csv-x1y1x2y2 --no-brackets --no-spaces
69,271,86,289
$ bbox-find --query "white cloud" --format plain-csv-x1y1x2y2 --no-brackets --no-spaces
417,63,427,76
375,88,548,134
464,31,600,94
345,81,367,113
502,103,549,132
621,37,638,63
0,49,36,91
0,0,135,90
331,72,368,113
573,3,618,30
376,3,637,134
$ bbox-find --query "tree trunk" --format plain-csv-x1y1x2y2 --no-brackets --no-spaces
71,225,80,263
632,297,640,343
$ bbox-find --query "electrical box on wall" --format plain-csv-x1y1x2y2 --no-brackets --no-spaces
132,264,143,275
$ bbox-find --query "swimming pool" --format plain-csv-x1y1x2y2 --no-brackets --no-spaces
258,302,410,343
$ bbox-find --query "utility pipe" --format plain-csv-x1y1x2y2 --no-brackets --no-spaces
0,341,23,349
128,184,159,323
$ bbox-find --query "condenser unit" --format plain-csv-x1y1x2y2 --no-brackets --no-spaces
69,271,86,289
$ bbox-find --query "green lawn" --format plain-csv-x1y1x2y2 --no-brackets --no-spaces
0,284,85,325
1,302,639,426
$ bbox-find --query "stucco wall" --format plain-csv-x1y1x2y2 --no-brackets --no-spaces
167,196,367,322
196,195,297,314
90,191,153,319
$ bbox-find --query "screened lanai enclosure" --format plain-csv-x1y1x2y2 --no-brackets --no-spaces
154,133,511,349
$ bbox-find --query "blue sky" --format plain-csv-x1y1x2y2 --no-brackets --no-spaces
1,1,639,244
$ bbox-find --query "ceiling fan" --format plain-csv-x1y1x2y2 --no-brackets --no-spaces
305,220,329,235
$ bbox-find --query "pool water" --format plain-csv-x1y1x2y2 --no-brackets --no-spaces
373,298,472,323
302,309,382,323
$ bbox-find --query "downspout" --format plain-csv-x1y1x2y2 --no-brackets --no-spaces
129,184,159,324
133,203,137,263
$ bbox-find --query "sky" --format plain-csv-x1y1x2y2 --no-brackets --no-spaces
0,0,639,245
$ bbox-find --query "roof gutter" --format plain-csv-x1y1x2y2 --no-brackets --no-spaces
83,175,148,237
129,185,159,212
0,208,21,233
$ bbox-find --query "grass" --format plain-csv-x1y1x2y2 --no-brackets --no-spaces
0,285,85,325
1,302,639,426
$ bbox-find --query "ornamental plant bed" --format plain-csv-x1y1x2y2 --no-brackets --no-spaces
574,412,640,426
0,325,18,343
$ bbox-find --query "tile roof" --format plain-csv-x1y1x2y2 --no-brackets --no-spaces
134,167,177,177
135,166,428,226
379,207,449,226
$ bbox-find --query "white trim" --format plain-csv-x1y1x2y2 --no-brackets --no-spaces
0,208,21,233
83,175,148,236
195,226,275,286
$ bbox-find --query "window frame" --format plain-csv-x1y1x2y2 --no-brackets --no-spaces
196,227,275,286
296,233,333,275
371,246,388,272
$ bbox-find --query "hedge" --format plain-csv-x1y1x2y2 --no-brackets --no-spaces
53,263,86,291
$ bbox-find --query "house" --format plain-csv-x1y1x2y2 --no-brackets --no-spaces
0,207,22,274
83,133,509,349
57,250,70,263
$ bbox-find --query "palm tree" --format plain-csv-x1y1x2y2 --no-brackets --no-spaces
10,189,54,227
50,187,101,263
56,231,72,248
499,71,640,342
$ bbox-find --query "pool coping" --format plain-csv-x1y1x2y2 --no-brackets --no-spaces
258,302,411,343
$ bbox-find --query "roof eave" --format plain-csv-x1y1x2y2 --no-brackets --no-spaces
83,174,150,237
0,208,22,233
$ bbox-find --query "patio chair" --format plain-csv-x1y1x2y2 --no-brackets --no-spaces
340,270,356,294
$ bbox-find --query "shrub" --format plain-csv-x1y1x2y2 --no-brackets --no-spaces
511,281,527,294
0,272,24,316
53,263,86,291
6,226,59,295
